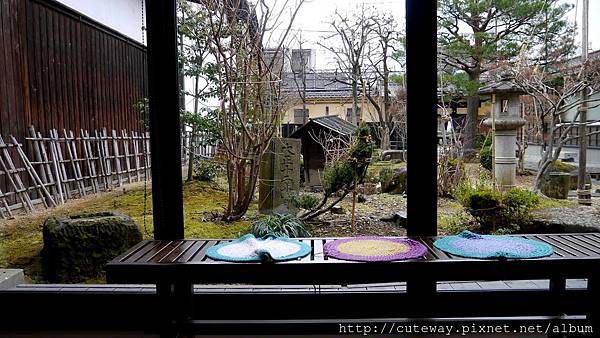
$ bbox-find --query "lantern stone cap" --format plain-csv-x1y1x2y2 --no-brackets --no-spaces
478,72,526,95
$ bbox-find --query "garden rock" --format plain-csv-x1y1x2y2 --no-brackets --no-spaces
381,167,407,195
568,171,592,191
358,183,378,195
42,212,142,282
530,206,600,233
540,172,570,199
330,205,346,215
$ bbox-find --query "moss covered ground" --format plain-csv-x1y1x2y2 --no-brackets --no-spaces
0,178,252,283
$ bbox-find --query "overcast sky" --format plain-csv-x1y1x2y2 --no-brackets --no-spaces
278,0,599,70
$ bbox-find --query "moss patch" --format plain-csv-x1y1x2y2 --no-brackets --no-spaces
365,160,406,183
0,180,253,283
534,197,578,210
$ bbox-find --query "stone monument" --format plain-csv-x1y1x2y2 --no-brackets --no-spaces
480,74,526,191
259,138,301,214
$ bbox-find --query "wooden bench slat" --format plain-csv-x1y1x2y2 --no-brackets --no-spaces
121,241,165,263
176,241,207,263
582,234,600,246
191,240,218,262
313,238,324,261
557,235,600,256
157,241,188,263
162,240,196,262
525,235,569,257
143,241,181,263
115,241,152,263
540,235,589,257
418,237,446,260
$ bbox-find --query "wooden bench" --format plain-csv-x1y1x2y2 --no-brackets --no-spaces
106,233,600,333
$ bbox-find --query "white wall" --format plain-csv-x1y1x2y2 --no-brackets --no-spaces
56,0,146,45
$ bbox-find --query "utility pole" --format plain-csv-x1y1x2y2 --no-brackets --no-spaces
577,0,591,205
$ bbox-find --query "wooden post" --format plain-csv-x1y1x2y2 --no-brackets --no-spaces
406,0,438,236
0,136,34,212
36,131,59,203
52,129,71,200
122,130,133,184
112,130,123,187
63,129,85,197
146,0,185,240
0,185,12,218
10,135,57,208
132,131,142,182
82,130,99,194
48,130,65,204
102,129,113,188
94,130,108,190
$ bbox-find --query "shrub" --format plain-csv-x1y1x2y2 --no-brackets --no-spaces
287,193,320,210
455,180,539,233
379,167,393,188
438,153,464,197
479,146,492,170
251,213,310,238
323,160,355,195
473,133,490,150
194,160,221,181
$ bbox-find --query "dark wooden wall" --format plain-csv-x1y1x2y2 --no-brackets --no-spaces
0,0,148,143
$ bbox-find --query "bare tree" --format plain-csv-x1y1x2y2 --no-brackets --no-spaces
319,8,374,125
510,57,600,192
308,129,354,166
201,0,304,221
285,32,310,115
362,11,402,150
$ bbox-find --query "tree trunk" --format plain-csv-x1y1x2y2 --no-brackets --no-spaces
187,130,195,181
222,156,261,222
352,80,359,125
379,125,391,150
463,70,481,156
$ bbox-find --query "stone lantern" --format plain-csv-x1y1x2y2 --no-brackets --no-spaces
479,74,526,190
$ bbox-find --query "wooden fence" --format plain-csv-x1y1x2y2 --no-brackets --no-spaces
0,127,151,218
180,130,219,163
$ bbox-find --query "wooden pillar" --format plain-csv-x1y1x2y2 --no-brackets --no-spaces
146,0,184,240
406,0,438,236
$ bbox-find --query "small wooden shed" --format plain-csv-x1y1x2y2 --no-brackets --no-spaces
290,115,357,188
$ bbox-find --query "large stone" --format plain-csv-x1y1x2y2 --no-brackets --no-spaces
380,150,406,161
540,172,571,199
259,138,301,214
380,167,407,195
568,171,592,191
42,212,142,282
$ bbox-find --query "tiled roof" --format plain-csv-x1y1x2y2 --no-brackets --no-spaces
283,71,401,100
289,115,358,138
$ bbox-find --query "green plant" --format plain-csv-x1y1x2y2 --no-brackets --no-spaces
287,193,320,210
479,146,492,170
133,98,149,129
251,213,310,238
323,160,355,195
455,180,539,233
379,167,393,188
193,160,221,182
551,160,576,173
300,123,374,221
438,210,476,236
